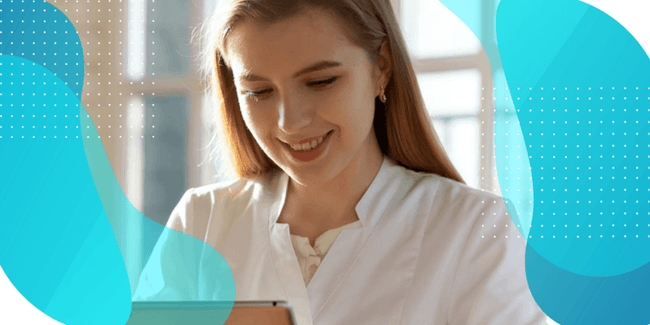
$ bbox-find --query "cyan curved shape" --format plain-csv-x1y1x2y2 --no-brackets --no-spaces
526,243,650,324
80,110,236,319
0,54,132,325
0,53,236,325
495,0,650,323
439,0,650,322
497,0,650,278
1,1,236,323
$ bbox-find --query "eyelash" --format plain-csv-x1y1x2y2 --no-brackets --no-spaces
244,77,339,100
308,77,338,87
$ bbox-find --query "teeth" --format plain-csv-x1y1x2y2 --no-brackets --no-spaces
290,134,326,151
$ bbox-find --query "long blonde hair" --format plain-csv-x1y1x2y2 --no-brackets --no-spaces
197,0,464,184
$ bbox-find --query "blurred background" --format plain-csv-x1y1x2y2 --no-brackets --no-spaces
50,0,502,298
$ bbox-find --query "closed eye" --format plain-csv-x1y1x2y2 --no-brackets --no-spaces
244,88,272,99
242,76,339,101
308,77,338,88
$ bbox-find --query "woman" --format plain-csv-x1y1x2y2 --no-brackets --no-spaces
134,0,547,324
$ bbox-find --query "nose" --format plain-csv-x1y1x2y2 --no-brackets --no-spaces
277,90,312,135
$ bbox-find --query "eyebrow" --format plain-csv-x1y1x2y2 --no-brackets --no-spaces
239,60,342,82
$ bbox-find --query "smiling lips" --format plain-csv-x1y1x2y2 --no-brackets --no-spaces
286,131,331,151
290,135,325,151
284,131,332,162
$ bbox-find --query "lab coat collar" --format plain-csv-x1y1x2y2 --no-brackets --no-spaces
353,155,398,228
264,155,402,322
268,154,399,229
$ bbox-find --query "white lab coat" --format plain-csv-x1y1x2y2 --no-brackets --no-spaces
134,155,546,325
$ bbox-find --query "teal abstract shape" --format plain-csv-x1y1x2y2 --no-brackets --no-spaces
497,0,650,277
439,0,650,322
79,111,153,295
0,1,238,323
526,242,650,325
132,224,237,305
0,53,236,324
79,102,236,310
0,54,131,324
495,0,650,323
0,0,85,100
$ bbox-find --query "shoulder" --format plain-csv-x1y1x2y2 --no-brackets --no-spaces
391,165,511,237
395,164,505,215
166,172,278,234
182,177,250,207
430,175,505,215
186,168,285,203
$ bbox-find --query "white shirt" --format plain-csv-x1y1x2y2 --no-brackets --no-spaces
134,155,546,325
290,220,362,286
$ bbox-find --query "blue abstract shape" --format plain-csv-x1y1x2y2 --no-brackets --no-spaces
79,110,157,295
0,0,84,100
79,107,236,310
439,0,650,322
132,225,237,305
0,53,237,324
0,54,132,324
493,0,650,323
1,2,236,324
497,0,650,277
526,244,650,325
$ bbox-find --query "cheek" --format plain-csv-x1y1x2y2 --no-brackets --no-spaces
239,102,279,149
239,104,266,140
332,79,375,132
239,104,254,131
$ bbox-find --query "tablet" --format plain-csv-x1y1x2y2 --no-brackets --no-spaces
126,301,297,325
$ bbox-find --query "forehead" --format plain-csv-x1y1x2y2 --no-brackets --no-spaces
225,8,367,80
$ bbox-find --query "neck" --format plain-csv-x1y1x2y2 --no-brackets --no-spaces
285,131,384,227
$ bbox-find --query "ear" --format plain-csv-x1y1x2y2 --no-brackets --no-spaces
374,41,393,95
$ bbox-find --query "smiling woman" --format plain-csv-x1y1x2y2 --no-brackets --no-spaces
225,8,384,187
205,0,463,185
133,1,547,324
223,8,392,239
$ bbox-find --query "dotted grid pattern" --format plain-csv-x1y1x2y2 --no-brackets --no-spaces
481,223,650,239
0,3,84,96
0,0,160,141
0,113,156,139
491,85,650,241
492,2,650,323
485,86,650,102
475,88,650,242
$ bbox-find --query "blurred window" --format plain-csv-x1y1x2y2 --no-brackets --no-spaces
401,0,481,58
400,0,492,191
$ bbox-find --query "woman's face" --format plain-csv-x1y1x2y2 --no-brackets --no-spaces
225,8,386,186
